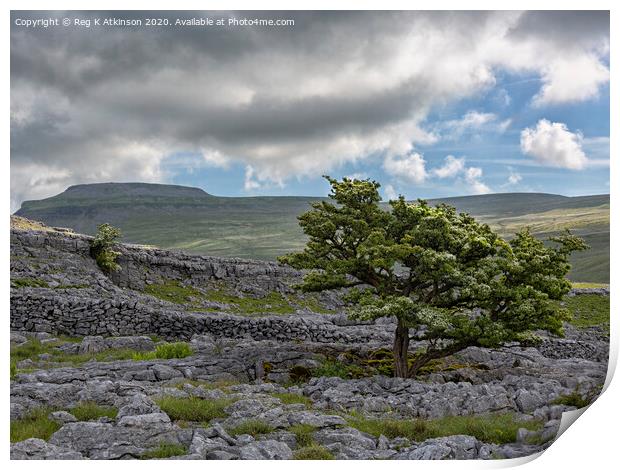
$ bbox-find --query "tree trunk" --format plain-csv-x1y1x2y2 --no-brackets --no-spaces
407,353,434,378
393,318,410,378
407,341,471,378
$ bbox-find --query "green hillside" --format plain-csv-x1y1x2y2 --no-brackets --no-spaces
15,183,609,282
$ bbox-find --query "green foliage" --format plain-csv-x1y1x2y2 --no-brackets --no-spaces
271,392,313,407
10,407,61,443
280,176,588,377
228,419,275,437
70,402,117,421
289,423,317,448
90,223,122,273
133,342,193,360
293,444,335,460
141,442,187,459
346,411,542,445
11,277,50,288
562,294,609,331
155,396,234,423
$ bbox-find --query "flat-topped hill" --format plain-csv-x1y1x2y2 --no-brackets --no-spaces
15,183,609,282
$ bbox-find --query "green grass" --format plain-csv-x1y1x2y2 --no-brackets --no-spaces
571,282,609,289
293,444,335,460
204,289,296,315
141,442,187,459
144,280,314,315
10,338,193,377
345,412,542,445
70,401,117,421
552,391,595,409
10,338,145,374
144,280,203,304
11,277,50,288
291,294,334,314
173,378,240,391
561,294,610,330
155,396,234,423
10,407,61,443
289,423,317,448
132,342,193,360
271,392,313,407
228,419,275,437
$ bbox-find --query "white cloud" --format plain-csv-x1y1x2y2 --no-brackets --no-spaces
464,167,491,194
243,165,261,191
10,11,608,204
345,172,369,180
506,168,523,185
426,155,491,195
533,54,610,106
441,111,511,140
383,153,427,184
520,119,588,170
431,155,465,178
384,184,398,201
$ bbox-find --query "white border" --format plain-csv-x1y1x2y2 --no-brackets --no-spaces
2,2,616,469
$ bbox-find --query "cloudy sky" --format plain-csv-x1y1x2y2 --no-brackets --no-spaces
10,10,610,210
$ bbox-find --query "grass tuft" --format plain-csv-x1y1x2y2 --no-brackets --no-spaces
133,342,193,360
141,442,187,459
552,390,594,409
272,392,313,407
70,401,117,421
289,423,317,448
10,407,61,443
11,277,50,288
155,396,234,423
293,444,335,460
228,419,275,437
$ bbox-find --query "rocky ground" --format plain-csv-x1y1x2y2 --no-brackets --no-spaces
9,217,610,460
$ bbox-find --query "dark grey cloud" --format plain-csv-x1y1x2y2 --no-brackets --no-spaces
10,10,610,208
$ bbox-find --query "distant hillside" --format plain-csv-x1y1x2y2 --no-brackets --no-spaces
15,183,609,282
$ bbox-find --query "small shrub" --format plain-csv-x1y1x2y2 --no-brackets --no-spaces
90,223,122,273
289,365,312,383
10,407,60,443
289,423,317,448
228,419,274,437
70,402,117,421
141,442,187,459
133,342,192,360
293,444,334,460
155,396,234,423
313,359,365,379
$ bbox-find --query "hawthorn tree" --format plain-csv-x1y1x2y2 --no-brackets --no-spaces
279,176,588,378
